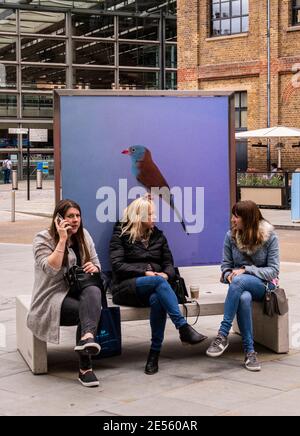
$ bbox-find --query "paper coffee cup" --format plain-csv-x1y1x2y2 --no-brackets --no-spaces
190,285,200,299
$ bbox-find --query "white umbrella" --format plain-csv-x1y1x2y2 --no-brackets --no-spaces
235,126,300,167
236,126,300,139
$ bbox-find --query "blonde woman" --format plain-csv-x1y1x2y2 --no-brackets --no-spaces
110,195,207,375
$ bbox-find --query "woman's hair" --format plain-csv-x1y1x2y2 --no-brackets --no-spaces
231,200,265,248
49,199,90,264
120,195,154,243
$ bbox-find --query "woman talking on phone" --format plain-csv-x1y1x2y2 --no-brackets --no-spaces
27,199,102,388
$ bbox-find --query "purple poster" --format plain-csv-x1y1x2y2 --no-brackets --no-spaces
55,91,235,271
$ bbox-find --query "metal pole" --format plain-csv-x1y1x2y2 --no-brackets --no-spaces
36,169,43,189
159,9,166,90
11,190,15,223
267,0,271,170
12,169,18,190
27,141,30,201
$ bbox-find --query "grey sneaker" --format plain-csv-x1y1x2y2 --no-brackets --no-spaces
245,352,261,372
206,334,229,357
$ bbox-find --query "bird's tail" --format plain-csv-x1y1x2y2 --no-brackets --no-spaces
169,194,189,235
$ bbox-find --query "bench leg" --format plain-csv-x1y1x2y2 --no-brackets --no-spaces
233,302,289,354
16,298,48,375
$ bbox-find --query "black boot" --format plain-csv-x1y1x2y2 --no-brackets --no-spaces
145,350,160,375
179,324,208,345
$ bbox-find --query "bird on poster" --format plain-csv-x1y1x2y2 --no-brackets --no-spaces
122,145,189,234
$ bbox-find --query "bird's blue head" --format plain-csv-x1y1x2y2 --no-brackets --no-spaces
122,145,147,162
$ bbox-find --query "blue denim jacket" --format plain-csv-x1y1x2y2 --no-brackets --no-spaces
221,221,280,284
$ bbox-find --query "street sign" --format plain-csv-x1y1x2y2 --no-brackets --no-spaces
29,129,48,142
8,128,28,134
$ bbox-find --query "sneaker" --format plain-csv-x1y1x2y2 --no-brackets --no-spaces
74,337,101,356
78,370,100,388
244,352,261,372
206,334,229,357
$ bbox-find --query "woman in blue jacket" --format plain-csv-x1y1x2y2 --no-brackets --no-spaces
206,201,280,372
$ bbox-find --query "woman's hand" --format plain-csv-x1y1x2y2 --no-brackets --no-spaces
145,271,156,277
55,217,72,241
154,272,169,280
83,262,99,274
228,268,245,283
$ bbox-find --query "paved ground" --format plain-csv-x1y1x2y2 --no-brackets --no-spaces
1,181,300,416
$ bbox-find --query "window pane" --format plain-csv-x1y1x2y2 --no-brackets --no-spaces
221,2,230,18
232,17,241,34
0,10,16,33
235,111,240,129
166,45,177,68
212,3,221,19
221,19,231,35
21,66,66,90
21,38,66,63
73,40,115,65
22,94,53,118
74,69,115,89
72,14,114,38
241,110,248,128
119,16,159,41
212,20,221,36
235,93,240,107
0,94,17,117
232,0,241,17
241,91,248,107
0,37,17,62
119,71,159,90
0,65,17,89
119,44,159,68
242,16,249,32
242,0,249,15
20,10,65,35
165,19,177,42
166,71,177,90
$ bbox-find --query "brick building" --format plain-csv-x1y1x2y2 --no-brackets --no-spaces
177,0,300,171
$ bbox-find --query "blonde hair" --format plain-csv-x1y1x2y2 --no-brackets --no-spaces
120,195,154,243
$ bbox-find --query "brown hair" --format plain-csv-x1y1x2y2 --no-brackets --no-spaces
49,199,90,265
231,201,265,249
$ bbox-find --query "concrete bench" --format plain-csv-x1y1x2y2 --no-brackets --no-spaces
16,292,289,375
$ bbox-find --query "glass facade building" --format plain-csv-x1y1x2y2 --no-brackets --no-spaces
0,1,177,178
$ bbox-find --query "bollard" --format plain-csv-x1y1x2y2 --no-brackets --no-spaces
11,190,15,223
12,169,18,190
36,169,43,190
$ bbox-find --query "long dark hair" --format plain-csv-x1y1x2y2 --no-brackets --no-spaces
231,200,265,248
49,199,90,265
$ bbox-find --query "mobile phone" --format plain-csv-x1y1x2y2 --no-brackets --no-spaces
56,213,64,225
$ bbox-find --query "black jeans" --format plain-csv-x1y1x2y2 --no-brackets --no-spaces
60,285,102,370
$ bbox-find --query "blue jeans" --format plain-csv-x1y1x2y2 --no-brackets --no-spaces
136,276,187,352
219,274,275,354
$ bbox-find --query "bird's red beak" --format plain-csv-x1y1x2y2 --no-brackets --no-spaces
122,149,130,155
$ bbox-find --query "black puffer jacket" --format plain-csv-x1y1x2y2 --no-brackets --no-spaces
109,223,176,307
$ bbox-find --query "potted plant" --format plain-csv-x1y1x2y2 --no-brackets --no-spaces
238,173,288,208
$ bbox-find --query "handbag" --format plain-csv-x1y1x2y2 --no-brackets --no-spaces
93,288,122,359
263,287,289,317
172,267,188,304
66,265,104,294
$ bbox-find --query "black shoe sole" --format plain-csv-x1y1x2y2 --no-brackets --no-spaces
181,335,208,346
144,369,159,375
74,343,101,356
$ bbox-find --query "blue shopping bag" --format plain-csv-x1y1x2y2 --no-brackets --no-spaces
94,280,122,359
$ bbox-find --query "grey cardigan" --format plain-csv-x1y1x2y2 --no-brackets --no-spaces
221,220,280,284
27,229,101,344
